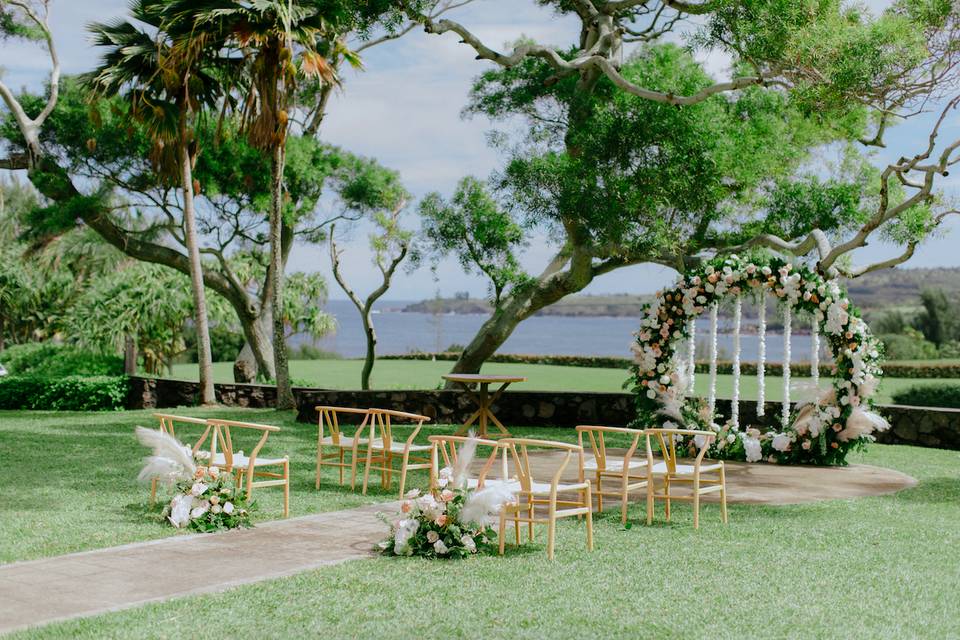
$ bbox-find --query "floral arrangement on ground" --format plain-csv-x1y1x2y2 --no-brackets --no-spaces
136,426,254,531
630,254,889,465
378,438,514,558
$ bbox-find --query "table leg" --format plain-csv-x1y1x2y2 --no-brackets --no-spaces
478,383,489,439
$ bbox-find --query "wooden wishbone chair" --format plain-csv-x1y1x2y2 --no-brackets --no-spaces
314,406,375,490
498,438,594,560
645,428,727,529
205,418,290,518
427,434,512,492
361,409,432,499
149,413,211,503
576,425,648,524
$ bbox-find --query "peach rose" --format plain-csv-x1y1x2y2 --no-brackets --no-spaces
401,501,412,513
435,514,448,527
440,489,455,502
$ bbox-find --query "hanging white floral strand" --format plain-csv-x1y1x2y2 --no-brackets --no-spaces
687,318,696,395
811,316,820,406
782,305,792,429
731,296,742,429
757,287,766,417
708,303,718,418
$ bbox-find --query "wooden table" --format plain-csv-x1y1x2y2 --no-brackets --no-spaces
442,374,526,439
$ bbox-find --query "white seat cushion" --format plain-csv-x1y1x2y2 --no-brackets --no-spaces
212,452,286,469
651,461,722,475
584,457,647,472
527,481,589,495
320,434,368,447
367,439,432,454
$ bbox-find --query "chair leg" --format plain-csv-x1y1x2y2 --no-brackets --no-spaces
586,483,594,552
338,449,345,486
719,466,728,524
398,452,409,499
693,475,700,530
546,503,557,560
596,472,603,512
150,478,157,505
664,475,672,522
361,446,374,495
528,502,535,541
283,459,290,518
646,476,654,525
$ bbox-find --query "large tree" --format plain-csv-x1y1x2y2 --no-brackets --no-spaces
409,1,960,378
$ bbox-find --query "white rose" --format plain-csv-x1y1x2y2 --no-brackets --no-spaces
190,505,208,519
222,502,234,515
211,504,222,515
433,539,449,555
461,534,477,553
659,375,670,385
190,482,207,497
427,530,439,544
646,389,656,399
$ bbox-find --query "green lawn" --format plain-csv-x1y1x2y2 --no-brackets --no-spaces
3,409,960,638
169,358,946,404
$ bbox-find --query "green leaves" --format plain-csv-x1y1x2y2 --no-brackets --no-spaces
419,177,529,307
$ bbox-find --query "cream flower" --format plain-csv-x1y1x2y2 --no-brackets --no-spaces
222,502,234,515
433,539,449,555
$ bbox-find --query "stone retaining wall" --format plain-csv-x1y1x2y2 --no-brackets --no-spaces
126,376,960,450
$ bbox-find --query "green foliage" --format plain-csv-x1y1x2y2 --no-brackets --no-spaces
419,177,529,306
0,375,129,410
291,344,342,360
891,383,960,408
913,288,960,346
0,342,123,376
183,325,246,363
879,330,939,360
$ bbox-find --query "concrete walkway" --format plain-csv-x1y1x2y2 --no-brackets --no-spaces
0,501,395,636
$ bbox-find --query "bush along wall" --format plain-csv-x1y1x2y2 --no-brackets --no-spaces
891,384,960,409
0,376,130,411
0,343,124,377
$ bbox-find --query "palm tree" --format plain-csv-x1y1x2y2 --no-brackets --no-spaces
85,0,224,405
163,0,340,408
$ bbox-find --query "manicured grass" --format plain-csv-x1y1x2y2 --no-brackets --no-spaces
169,358,947,404
5,408,960,639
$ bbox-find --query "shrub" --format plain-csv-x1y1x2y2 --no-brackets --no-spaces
878,331,938,360
183,325,246,363
0,376,129,411
291,344,342,360
891,384,960,409
0,343,124,377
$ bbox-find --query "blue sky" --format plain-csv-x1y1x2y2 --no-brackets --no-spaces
2,0,958,301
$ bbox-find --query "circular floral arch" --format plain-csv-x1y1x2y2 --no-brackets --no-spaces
631,254,889,466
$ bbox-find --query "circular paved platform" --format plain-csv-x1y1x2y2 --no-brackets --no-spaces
479,449,916,505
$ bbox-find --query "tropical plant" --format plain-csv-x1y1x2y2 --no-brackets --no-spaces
84,0,228,404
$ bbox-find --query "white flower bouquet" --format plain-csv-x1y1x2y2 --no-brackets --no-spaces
136,426,254,532
377,437,514,558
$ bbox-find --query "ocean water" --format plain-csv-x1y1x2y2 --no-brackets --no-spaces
299,300,822,363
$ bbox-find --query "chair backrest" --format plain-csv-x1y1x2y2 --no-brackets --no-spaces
369,408,430,449
644,428,716,473
576,425,644,473
204,418,281,471
154,413,211,456
427,434,505,490
315,406,373,446
499,438,585,494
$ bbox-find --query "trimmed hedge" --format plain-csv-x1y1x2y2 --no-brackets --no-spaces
891,384,960,409
382,352,960,378
0,343,123,377
0,376,130,411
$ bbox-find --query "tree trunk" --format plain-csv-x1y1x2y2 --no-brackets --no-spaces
446,268,594,385
234,311,275,382
123,335,137,375
269,141,295,409
360,309,377,390
179,129,216,406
